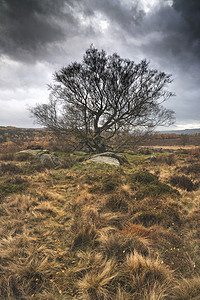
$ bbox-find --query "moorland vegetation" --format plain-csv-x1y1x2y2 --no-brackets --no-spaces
0,143,199,299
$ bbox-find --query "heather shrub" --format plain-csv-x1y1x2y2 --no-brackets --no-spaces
59,155,77,169
179,163,200,176
15,152,35,161
104,192,129,212
129,170,179,200
138,148,152,155
84,173,102,185
0,163,22,174
0,152,15,161
135,181,180,200
22,162,46,174
155,154,176,165
165,154,176,166
6,175,28,185
0,182,29,198
102,177,120,193
89,173,121,194
169,175,198,191
131,198,182,228
130,170,157,184
189,147,200,158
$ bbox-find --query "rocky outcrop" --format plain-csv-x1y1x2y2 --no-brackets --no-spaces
17,149,60,168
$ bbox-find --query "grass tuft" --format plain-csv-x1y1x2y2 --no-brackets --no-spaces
78,259,117,300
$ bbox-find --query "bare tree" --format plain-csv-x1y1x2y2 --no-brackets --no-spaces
30,46,175,153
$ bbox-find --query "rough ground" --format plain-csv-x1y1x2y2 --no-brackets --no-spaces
0,147,199,299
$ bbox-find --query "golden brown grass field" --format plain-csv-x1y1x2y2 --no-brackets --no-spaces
0,146,200,299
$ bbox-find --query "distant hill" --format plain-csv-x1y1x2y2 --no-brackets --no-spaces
157,128,200,135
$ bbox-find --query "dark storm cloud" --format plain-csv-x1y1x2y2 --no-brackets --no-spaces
173,0,200,40
0,0,146,63
141,0,200,64
172,0,200,59
0,0,79,62
1,0,199,64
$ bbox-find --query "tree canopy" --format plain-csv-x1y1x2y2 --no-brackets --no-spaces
30,46,175,153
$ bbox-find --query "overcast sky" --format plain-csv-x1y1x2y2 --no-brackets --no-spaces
0,0,199,130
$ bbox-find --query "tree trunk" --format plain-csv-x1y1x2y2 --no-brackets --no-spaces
95,143,106,153
94,134,106,153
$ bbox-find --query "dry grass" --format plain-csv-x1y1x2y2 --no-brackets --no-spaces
148,146,200,150
120,223,152,238
0,148,199,299
172,277,200,299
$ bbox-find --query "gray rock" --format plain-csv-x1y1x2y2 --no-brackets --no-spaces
145,155,157,162
153,148,163,153
51,155,60,166
38,153,60,168
89,152,128,166
17,149,43,156
90,156,120,166
17,149,50,157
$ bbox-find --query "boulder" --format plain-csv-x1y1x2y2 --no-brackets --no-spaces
38,153,60,168
38,154,55,168
89,152,128,166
